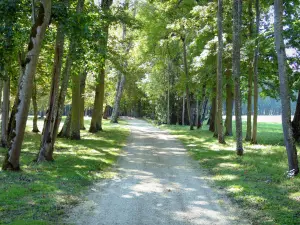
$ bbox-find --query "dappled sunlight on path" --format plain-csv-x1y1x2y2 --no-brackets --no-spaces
66,119,247,225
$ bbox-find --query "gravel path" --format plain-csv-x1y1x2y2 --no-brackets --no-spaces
65,119,247,225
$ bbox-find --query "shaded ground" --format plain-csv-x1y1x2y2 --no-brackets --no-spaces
66,119,247,225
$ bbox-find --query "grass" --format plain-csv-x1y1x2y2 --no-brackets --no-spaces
158,118,300,225
0,117,129,225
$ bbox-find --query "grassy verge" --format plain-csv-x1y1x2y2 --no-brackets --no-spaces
159,120,300,225
0,118,129,225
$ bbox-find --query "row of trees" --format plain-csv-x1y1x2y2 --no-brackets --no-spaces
0,0,299,176
0,0,135,170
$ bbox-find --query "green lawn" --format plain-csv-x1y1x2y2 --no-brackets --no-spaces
0,118,129,225
159,119,300,225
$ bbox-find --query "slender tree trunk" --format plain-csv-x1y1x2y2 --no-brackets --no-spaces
58,110,71,138
274,0,299,176
182,35,193,130
111,73,125,123
232,0,244,155
32,80,40,133
196,98,199,128
1,76,10,147
251,0,260,144
209,97,216,132
2,0,51,170
182,93,185,126
292,91,300,142
80,70,87,129
245,0,254,141
217,0,225,143
0,79,3,113
70,73,81,140
225,67,233,136
37,20,65,162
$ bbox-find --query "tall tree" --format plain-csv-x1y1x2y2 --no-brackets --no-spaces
89,0,113,133
251,0,260,144
2,0,51,170
216,0,225,143
37,2,67,161
232,0,243,155
245,0,254,141
274,0,299,176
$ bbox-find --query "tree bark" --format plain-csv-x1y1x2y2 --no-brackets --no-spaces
182,92,185,126
2,0,51,170
80,70,87,129
209,97,216,132
1,75,10,147
245,0,254,141
111,73,125,123
182,35,193,130
58,110,71,138
251,0,260,144
32,80,40,133
37,20,65,162
70,73,81,140
233,0,244,155
217,0,225,143
274,0,299,176
225,67,233,136
292,91,300,142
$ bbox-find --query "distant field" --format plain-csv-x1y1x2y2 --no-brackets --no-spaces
224,115,294,124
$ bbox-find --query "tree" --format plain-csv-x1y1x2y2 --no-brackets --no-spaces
232,0,243,155
274,0,299,176
292,91,300,142
89,0,113,133
2,0,51,170
251,0,260,144
216,0,225,143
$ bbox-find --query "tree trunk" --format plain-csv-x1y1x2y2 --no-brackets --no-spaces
32,80,40,133
217,0,225,143
274,0,299,176
0,79,3,114
2,0,51,170
292,91,300,142
90,26,109,133
196,98,199,128
37,20,65,162
245,0,254,141
1,76,10,147
182,93,185,126
209,97,216,132
80,70,87,129
251,0,260,144
232,0,244,155
58,110,71,138
225,67,233,136
111,73,125,123
182,35,193,130
70,73,81,140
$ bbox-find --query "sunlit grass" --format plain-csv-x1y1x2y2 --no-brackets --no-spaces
159,118,300,225
0,117,129,224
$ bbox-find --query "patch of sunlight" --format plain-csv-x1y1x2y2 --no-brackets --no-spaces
247,144,269,150
187,144,197,147
208,143,234,151
244,195,266,204
79,156,99,160
289,192,300,202
213,174,238,181
74,165,87,169
218,162,241,169
94,171,117,179
227,185,244,193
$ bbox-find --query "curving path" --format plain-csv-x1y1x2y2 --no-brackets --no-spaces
66,119,247,225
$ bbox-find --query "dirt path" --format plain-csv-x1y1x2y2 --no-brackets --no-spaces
66,119,247,225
